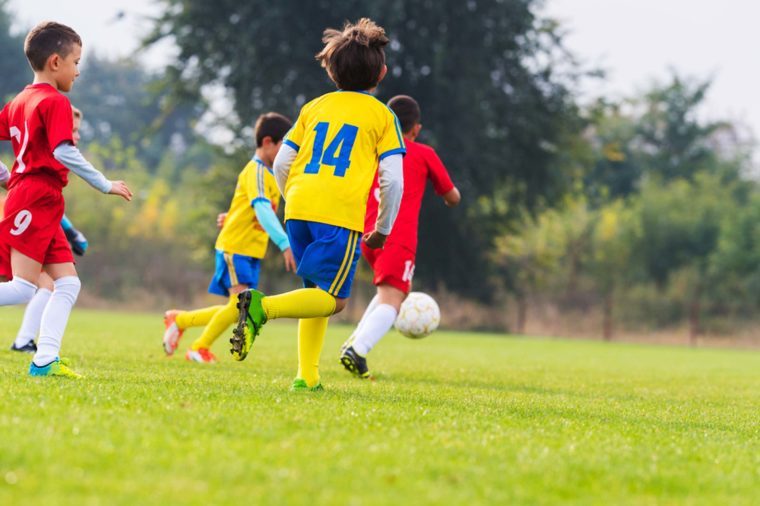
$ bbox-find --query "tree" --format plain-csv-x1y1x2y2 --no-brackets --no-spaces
0,0,28,103
146,0,583,298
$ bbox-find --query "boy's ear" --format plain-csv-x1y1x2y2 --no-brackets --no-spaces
48,53,60,70
377,64,388,84
261,136,274,147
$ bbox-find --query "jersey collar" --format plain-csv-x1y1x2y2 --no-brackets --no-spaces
253,156,274,175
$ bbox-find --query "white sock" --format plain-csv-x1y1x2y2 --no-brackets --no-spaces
33,277,81,367
351,304,398,356
14,288,52,347
345,295,380,346
0,277,37,306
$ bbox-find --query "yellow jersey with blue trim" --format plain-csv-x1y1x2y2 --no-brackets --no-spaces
215,157,281,258
282,90,406,232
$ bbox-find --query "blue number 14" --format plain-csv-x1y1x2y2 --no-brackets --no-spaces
304,122,359,177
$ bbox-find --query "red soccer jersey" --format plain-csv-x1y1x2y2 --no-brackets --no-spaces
0,83,74,190
364,139,455,252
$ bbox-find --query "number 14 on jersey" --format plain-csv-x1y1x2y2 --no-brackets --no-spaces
304,122,358,177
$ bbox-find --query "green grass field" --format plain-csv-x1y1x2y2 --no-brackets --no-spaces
0,307,758,505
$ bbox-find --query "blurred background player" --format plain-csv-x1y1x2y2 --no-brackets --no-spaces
162,112,296,363
0,22,132,378
340,95,461,378
7,106,89,353
232,18,405,391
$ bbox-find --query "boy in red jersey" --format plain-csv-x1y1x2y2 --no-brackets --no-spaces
0,22,132,378
340,95,460,378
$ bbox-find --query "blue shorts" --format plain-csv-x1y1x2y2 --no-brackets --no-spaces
208,250,261,296
286,219,362,299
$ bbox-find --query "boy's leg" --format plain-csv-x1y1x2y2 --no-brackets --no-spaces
12,272,55,351
34,262,80,368
349,284,405,356
175,306,225,329
296,316,329,388
188,286,247,358
341,294,380,352
0,249,41,306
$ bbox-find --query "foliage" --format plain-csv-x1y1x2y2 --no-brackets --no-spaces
0,0,27,103
146,0,584,297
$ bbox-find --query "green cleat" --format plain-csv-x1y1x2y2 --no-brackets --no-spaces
290,378,324,392
29,358,83,379
230,289,267,361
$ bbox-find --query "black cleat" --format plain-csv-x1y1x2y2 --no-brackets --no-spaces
340,346,370,379
10,341,37,354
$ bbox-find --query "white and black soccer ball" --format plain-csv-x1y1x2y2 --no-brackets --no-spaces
394,292,440,339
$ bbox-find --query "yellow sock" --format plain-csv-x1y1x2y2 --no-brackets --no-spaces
176,305,224,329
297,317,329,387
190,296,238,350
262,288,336,320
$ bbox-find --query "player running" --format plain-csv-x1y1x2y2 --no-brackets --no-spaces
340,95,461,378
232,18,405,391
162,113,296,363
0,22,132,378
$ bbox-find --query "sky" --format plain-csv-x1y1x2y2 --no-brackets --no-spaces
9,0,760,153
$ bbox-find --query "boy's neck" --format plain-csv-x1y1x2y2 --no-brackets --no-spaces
403,133,417,142
254,148,271,167
32,72,59,89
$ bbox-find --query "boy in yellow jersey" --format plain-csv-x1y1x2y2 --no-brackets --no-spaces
231,18,405,391
162,113,296,363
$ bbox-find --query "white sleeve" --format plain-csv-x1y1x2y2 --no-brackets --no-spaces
273,143,297,198
375,154,404,235
0,159,9,184
53,143,112,194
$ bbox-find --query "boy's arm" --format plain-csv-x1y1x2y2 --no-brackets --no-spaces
53,143,132,200
273,143,297,197
53,143,111,193
60,214,89,256
374,153,404,235
252,200,290,252
426,148,460,207
0,159,9,188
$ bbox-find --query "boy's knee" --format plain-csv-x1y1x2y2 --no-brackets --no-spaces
333,298,348,314
53,276,81,304
7,277,38,304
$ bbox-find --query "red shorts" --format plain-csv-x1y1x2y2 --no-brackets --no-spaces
0,175,73,272
361,241,416,294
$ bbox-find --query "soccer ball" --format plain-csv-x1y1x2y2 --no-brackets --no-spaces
394,292,440,339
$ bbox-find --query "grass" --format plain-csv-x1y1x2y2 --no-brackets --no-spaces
0,307,758,505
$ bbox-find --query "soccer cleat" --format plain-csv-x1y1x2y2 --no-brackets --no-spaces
230,289,267,361
29,358,83,379
185,348,217,364
290,378,324,392
10,341,37,354
163,310,185,356
340,346,371,379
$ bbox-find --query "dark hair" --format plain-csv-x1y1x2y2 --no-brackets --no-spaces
254,112,293,147
316,18,389,91
388,95,421,133
24,21,82,71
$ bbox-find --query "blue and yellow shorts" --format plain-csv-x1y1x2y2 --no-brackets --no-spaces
286,219,362,299
208,250,261,296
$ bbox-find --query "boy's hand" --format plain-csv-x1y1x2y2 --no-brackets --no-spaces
443,187,461,207
109,181,133,201
282,248,297,272
217,212,228,229
363,230,387,249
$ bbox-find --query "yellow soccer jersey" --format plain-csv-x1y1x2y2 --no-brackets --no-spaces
282,90,406,232
215,157,281,258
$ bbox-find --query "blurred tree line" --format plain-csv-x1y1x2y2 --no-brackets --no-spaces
1,0,759,339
